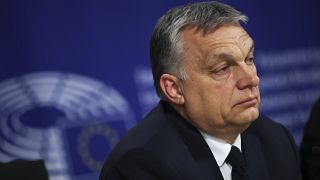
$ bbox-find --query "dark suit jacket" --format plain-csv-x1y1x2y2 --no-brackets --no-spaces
100,101,301,180
300,98,320,180
0,159,49,180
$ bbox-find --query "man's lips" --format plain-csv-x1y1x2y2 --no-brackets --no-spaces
234,97,258,107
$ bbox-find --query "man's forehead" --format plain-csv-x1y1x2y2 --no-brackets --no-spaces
210,33,254,51
182,25,252,45
207,26,251,44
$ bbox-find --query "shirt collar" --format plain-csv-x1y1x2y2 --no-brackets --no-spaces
200,131,242,167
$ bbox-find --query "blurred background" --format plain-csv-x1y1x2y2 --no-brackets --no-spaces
0,0,319,179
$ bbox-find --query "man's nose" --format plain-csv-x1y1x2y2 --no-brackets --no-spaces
236,65,259,90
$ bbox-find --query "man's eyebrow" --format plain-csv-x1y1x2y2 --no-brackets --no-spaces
215,53,235,63
203,53,234,69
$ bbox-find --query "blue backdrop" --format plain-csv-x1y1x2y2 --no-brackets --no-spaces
0,0,319,179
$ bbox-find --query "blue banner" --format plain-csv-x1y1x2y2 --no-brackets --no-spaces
0,0,319,179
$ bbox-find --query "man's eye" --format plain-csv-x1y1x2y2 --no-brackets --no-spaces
245,57,254,65
213,65,230,75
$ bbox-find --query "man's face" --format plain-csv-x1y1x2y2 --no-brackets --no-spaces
178,24,260,138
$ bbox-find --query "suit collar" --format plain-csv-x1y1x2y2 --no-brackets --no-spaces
242,128,270,180
161,101,224,180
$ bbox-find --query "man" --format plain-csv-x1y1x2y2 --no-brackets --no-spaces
300,98,320,180
100,1,301,180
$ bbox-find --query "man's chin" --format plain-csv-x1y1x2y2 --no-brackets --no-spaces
238,108,259,123
247,109,259,121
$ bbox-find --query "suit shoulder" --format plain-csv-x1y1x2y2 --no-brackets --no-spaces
246,116,301,179
102,147,180,180
100,102,182,177
247,114,288,134
246,114,298,152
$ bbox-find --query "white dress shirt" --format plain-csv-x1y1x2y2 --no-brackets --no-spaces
200,131,242,180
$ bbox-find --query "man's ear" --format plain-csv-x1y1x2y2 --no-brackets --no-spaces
159,74,184,105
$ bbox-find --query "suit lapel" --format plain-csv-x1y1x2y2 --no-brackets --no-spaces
241,131,270,180
163,102,224,180
182,125,224,180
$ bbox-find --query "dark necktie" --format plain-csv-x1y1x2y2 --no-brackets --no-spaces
226,146,250,180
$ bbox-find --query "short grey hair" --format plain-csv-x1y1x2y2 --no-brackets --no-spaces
150,1,248,99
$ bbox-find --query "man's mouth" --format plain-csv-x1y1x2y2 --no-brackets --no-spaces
234,97,258,107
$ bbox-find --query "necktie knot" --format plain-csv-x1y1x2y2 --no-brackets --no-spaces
226,146,250,180
226,146,246,167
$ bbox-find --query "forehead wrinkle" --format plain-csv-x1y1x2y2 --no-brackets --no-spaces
207,40,237,52
206,30,249,50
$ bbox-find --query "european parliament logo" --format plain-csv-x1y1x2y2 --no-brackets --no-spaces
0,71,136,180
